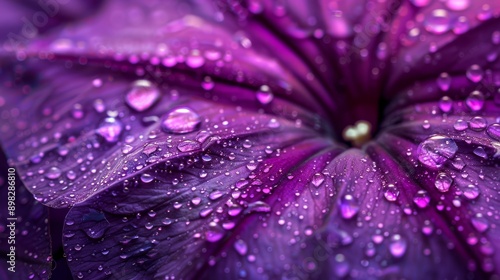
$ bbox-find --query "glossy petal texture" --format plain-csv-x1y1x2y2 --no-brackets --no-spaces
0,0,499,279
0,148,52,280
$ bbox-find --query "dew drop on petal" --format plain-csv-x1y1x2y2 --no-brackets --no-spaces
162,107,201,134
452,16,470,35
438,95,453,112
205,223,225,242
435,172,452,192
471,214,489,232
454,119,468,131
383,184,399,202
234,239,248,256
140,173,154,183
186,50,205,68
466,65,484,83
409,0,430,7
256,85,274,105
446,0,470,11
492,31,500,45
45,167,62,179
425,9,451,34
417,135,458,168
96,118,123,143
413,190,430,208
463,185,480,200
339,194,359,219
389,234,407,258
177,140,200,152
473,146,488,159
468,116,487,131
311,173,325,187
486,124,500,141
125,80,160,112
247,201,271,213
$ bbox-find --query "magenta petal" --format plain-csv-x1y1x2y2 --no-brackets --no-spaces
62,129,344,279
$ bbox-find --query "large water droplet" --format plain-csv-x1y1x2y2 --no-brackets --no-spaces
177,140,200,152
466,91,485,112
256,85,274,105
96,118,123,143
435,172,452,192
410,0,430,7
446,0,470,11
389,234,407,258
45,167,62,179
486,124,500,141
413,190,430,208
466,65,484,83
425,9,451,34
234,239,248,256
471,214,489,232
205,223,225,242
246,201,271,214
468,116,487,131
463,185,480,200
383,184,399,202
311,173,325,187
125,80,160,112
162,107,201,134
417,135,458,169
438,96,453,113
339,194,359,219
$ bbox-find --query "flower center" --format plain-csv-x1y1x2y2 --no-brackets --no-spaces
342,120,372,147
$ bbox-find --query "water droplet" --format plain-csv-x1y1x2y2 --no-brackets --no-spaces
66,170,76,180
471,214,489,232
209,190,223,201
177,140,200,152
162,107,201,134
486,124,500,141
383,184,399,202
256,85,274,105
466,65,484,83
422,220,433,235
205,223,225,242
452,16,470,35
438,96,453,112
199,208,213,218
71,104,84,119
45,167,62,179
389,234,407,258
125,80,160,112
413,190,430,208
454,119,468,131
446,0,470,11
468,116,487,131
417,135,458,169
463,185,480,200
425,9,451,34
228,206,243,216
473,146,488,159
311,173,325,187
96,117,123,143
186,50,205,68
410,0,430,7
492,31,500,45
247,201,271,213
201,76,215,90
339,194,359,219
140,173,154,183
234,239,248,255
435,172,452,192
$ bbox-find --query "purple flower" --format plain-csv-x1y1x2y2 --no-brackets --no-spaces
1,0,500,279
